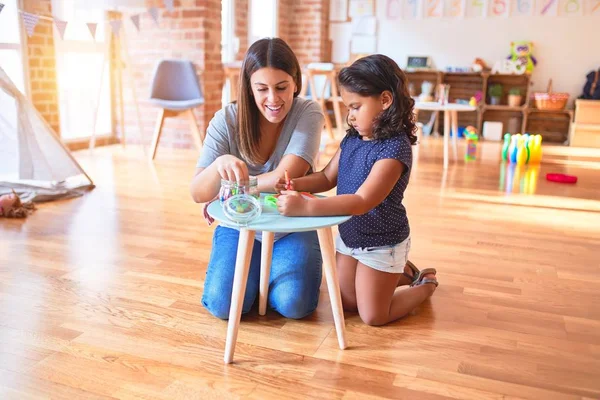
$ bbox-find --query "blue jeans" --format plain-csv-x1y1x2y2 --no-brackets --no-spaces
201,226,323,320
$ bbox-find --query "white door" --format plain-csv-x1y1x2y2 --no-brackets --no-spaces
51,1,111,141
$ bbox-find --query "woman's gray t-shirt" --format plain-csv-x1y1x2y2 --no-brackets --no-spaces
196,97,324,241
196,97,324,174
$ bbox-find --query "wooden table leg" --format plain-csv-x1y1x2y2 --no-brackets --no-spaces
224,229,256,364
451,110,459,160
259,231,274,316
443,110,451,169
317,227,347,350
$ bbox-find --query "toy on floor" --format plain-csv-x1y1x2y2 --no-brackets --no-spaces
463,126,479,161
546,173,578,184
0,189,35,218
501,133,543,165
222,194,262,225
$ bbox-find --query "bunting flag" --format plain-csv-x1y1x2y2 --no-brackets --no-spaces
148,7,159,26
0,3,5,15
53,18,68,40
164,0,174,12
109,19,122,37
86,22,97,40
21,12,40,37
130,14,141,31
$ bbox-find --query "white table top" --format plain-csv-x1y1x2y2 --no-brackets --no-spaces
207,194,351,233
414,102,477,112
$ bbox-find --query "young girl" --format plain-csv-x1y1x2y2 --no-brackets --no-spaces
276,54,438,326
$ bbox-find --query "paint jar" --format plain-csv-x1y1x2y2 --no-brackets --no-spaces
219,176,258,205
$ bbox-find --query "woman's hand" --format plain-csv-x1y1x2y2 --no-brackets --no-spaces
215,155,249,183
277,190,309,216
274,177,295,193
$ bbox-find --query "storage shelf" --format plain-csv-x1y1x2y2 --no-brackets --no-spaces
484,105,526,111
405,70,571,143
526,108,574,116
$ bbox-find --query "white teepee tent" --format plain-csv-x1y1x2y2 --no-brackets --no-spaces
0,65,94,200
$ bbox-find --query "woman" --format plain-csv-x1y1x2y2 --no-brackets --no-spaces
190,38,325,319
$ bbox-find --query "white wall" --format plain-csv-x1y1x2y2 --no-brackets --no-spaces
338,0,600,107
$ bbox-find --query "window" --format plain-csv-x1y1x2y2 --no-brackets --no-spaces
249,0,278,44
51,0,111,141
0,0,27,153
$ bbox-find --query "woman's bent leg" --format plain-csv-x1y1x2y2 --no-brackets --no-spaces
268,231,323,319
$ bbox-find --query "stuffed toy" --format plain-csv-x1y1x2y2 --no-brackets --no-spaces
508,41,537,74
0,189,35,218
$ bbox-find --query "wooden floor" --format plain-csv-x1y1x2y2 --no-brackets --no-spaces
2,137,600,399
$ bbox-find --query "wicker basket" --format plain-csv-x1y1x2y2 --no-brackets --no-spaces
533,79,569,110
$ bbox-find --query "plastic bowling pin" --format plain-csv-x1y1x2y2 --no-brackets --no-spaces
530,135,543,163
525,135,533,163
509,135,518,163
516,137,527,165
501,133,511,161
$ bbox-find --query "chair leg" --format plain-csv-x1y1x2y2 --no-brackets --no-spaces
259,231,274,316
150,108,166,161
317,227,347,350
224,229,256,364
186,109,204,152
321,100,335,142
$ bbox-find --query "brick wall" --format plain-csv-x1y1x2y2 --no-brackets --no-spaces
284,0,330,66
234,0,248,61
22,0,60,134
112,0,222,149
277,0,294,45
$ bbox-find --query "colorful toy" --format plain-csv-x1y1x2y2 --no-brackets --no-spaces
507,41,537,74
469,91,483,107
264,195,278,208
463,126,479,161
546,173,578,184
502,133,542,164
0,189,35,218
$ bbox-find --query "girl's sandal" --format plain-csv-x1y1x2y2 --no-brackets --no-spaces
402,260,420,284
410,268,439,287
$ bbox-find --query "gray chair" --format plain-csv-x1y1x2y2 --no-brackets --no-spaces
148,59,205,160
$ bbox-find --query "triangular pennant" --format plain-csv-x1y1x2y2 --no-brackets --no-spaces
0,3,5,16
53,19,68,40
130,14,140,32
109,19,122,37
21,12,40,37
86,22,97,40
164,0,174,12
148,6,159,26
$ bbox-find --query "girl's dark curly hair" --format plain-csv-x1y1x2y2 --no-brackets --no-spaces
337,54,417,145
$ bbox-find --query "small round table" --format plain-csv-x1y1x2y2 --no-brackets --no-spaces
414,102,477,169
207,195,351,364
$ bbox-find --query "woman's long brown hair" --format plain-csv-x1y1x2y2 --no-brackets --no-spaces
237,38,302,165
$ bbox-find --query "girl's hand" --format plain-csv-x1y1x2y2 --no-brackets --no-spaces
215,155,249,183
274,177,295,193
277,190,309,216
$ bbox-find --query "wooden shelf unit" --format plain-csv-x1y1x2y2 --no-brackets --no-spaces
405,70,573,143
